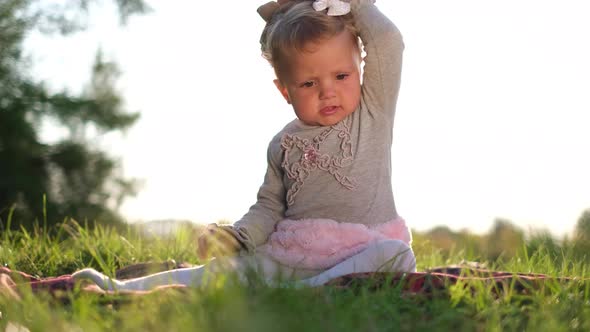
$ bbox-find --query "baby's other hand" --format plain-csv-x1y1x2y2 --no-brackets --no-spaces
197,224,241,261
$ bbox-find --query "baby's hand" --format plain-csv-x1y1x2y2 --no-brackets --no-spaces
258,0,308,22
197,224,241,261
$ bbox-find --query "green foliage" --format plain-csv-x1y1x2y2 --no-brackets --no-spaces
487,218,526,261
0,0,148,229
0,221,589,331
416,213,590,268
0,219,199,277
575,209,590,242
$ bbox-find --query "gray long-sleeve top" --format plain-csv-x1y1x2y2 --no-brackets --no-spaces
231,0,404,251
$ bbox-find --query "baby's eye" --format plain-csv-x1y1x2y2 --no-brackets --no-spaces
336,73,349,80
300,81,315,88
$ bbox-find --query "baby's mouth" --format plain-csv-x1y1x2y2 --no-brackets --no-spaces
320,106,339,116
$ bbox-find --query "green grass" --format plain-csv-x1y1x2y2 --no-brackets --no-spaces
1,220,589,332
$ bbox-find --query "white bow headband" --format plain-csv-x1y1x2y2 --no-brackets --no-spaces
257,0,351,23
312,0,351,16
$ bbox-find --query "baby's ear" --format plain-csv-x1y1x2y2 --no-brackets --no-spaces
273,79,291,104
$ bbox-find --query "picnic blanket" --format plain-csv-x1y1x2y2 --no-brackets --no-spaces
0,263,585,302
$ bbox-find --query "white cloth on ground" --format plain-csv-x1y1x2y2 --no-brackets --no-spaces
72,239,415,291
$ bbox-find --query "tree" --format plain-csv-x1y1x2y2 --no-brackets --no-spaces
486,218,525,261
0,0,149,230
574,209,590,243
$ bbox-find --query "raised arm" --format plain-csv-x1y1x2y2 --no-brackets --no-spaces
352,0,404,121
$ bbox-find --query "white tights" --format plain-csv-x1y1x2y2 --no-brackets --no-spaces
72,239,416,291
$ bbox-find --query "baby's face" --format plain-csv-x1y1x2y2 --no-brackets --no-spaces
274,30,361,126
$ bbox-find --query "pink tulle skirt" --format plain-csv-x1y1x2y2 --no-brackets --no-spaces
262,217,411,270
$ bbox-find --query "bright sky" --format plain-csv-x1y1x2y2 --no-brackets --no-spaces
29,0,590,237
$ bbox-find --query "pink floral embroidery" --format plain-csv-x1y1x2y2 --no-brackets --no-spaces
303,147,318,163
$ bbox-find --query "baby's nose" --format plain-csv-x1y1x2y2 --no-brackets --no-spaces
319,81,336,99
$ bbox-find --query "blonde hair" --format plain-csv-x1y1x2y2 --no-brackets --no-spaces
260,1,358,79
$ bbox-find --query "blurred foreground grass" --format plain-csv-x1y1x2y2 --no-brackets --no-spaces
0,220,589,331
